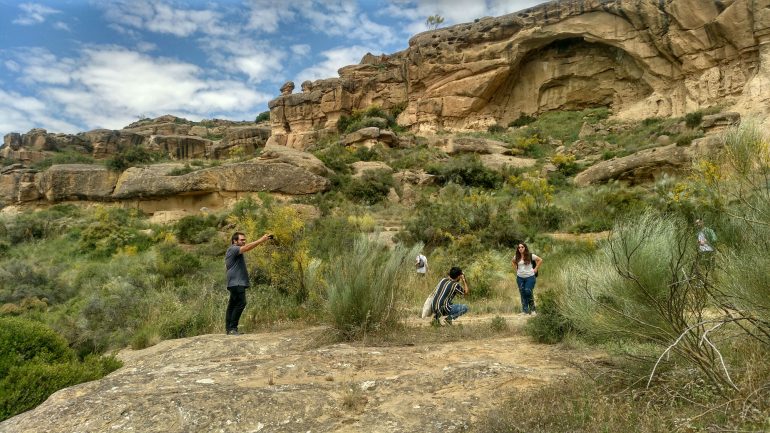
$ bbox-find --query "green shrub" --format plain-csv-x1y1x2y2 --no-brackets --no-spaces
487,124,505,134
175,215,219,244
403,185,495,247
675,131,703,146
342,170,394,205
0,317,121,421
326,237,417,340
0,317,73,377
337,105,399,134
684,110,703,129
0,354,121,422
508,114,536,128
524,289,574,343
314,143,355,174
427,154,502,189
31,151,95,170
152,242,201,279
255,110,270,123
106,146,163,171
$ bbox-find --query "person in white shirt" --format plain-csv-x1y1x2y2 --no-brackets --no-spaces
512,242,542,315
415,253,428,276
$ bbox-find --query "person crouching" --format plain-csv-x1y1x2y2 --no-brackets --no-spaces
431,267,469,326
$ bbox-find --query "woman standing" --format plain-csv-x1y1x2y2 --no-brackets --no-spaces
513,242,542,315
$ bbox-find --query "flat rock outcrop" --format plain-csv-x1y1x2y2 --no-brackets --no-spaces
268,0,770,145
573,135,721,185
258,144,333,177
0,318,587,433
0,153,331,206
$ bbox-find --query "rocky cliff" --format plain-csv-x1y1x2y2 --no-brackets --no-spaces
269,0,770,149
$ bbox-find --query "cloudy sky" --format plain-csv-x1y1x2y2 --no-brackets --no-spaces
0,0,544,137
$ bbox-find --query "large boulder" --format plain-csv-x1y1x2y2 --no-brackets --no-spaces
36,164,119,201
351,161,393,178
112,160,330,199
573,136,721,186
258,144,332,177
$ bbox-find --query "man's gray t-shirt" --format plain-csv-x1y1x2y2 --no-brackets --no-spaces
225,245,249,288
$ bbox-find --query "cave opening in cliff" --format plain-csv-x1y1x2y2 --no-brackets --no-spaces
488,37,653,125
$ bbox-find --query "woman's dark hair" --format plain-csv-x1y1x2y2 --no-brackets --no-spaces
449,267,463,279
514,242,532,265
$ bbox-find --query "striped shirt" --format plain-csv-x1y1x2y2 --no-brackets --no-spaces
431,278,464,316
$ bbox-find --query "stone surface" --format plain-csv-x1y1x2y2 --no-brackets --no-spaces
36,164,119,202
113,161,330,199
351,161,393,178
267,0,770,143
258,144,333,177
573,136,719,186
0,317,588,433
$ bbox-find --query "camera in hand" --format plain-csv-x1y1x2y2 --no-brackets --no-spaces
268,234,274,239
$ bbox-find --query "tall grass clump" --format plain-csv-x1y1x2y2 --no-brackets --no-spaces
559,210,737,390
326,237,419,340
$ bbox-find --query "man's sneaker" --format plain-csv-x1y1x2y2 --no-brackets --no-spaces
443,317,453,326
227,329,241,335
530,311,537,316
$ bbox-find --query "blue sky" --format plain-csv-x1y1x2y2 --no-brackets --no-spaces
0,0,543,137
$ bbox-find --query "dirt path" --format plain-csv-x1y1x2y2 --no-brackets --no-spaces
0,313,597,433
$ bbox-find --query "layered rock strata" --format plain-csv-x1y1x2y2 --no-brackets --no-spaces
0,155,331,208
268,0,770,148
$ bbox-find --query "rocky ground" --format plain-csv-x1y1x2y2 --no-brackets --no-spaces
0,314,598,433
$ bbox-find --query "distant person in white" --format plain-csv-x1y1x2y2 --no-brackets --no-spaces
415,253,428,275
695,218,716,253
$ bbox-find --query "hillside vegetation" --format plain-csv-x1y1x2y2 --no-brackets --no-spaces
1,109,768,431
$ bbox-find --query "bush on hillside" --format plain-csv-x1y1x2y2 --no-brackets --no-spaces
427,154,503,189
106,146,164,171
343,169,395,205
0,317,121,421
174,214,220,244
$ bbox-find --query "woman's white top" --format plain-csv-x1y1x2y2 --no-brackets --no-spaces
516,254,540,278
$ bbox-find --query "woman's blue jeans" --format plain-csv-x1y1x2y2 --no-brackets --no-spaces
516,276,536,314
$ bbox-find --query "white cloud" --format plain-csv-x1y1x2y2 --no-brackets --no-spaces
382,0,543,34
53,21,71,31
2,47,272,134
296,45,376,82
291,44,311,57
245,0,297,33
199,37,286,84
4,60,21,73
12,2,61,26
0,89,80,135
99,0,226,37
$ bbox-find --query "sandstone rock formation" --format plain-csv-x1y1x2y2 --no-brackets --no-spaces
1,115,269,167
573,134,722,185
0,154,331,207
268,0,770,147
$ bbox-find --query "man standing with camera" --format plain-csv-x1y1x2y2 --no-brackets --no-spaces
225,232,273,335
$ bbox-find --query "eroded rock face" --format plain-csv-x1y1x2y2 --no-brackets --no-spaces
0,149,331,205
36,164,119,202
268,0,770,143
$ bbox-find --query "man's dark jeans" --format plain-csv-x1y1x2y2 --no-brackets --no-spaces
226,285,247,332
